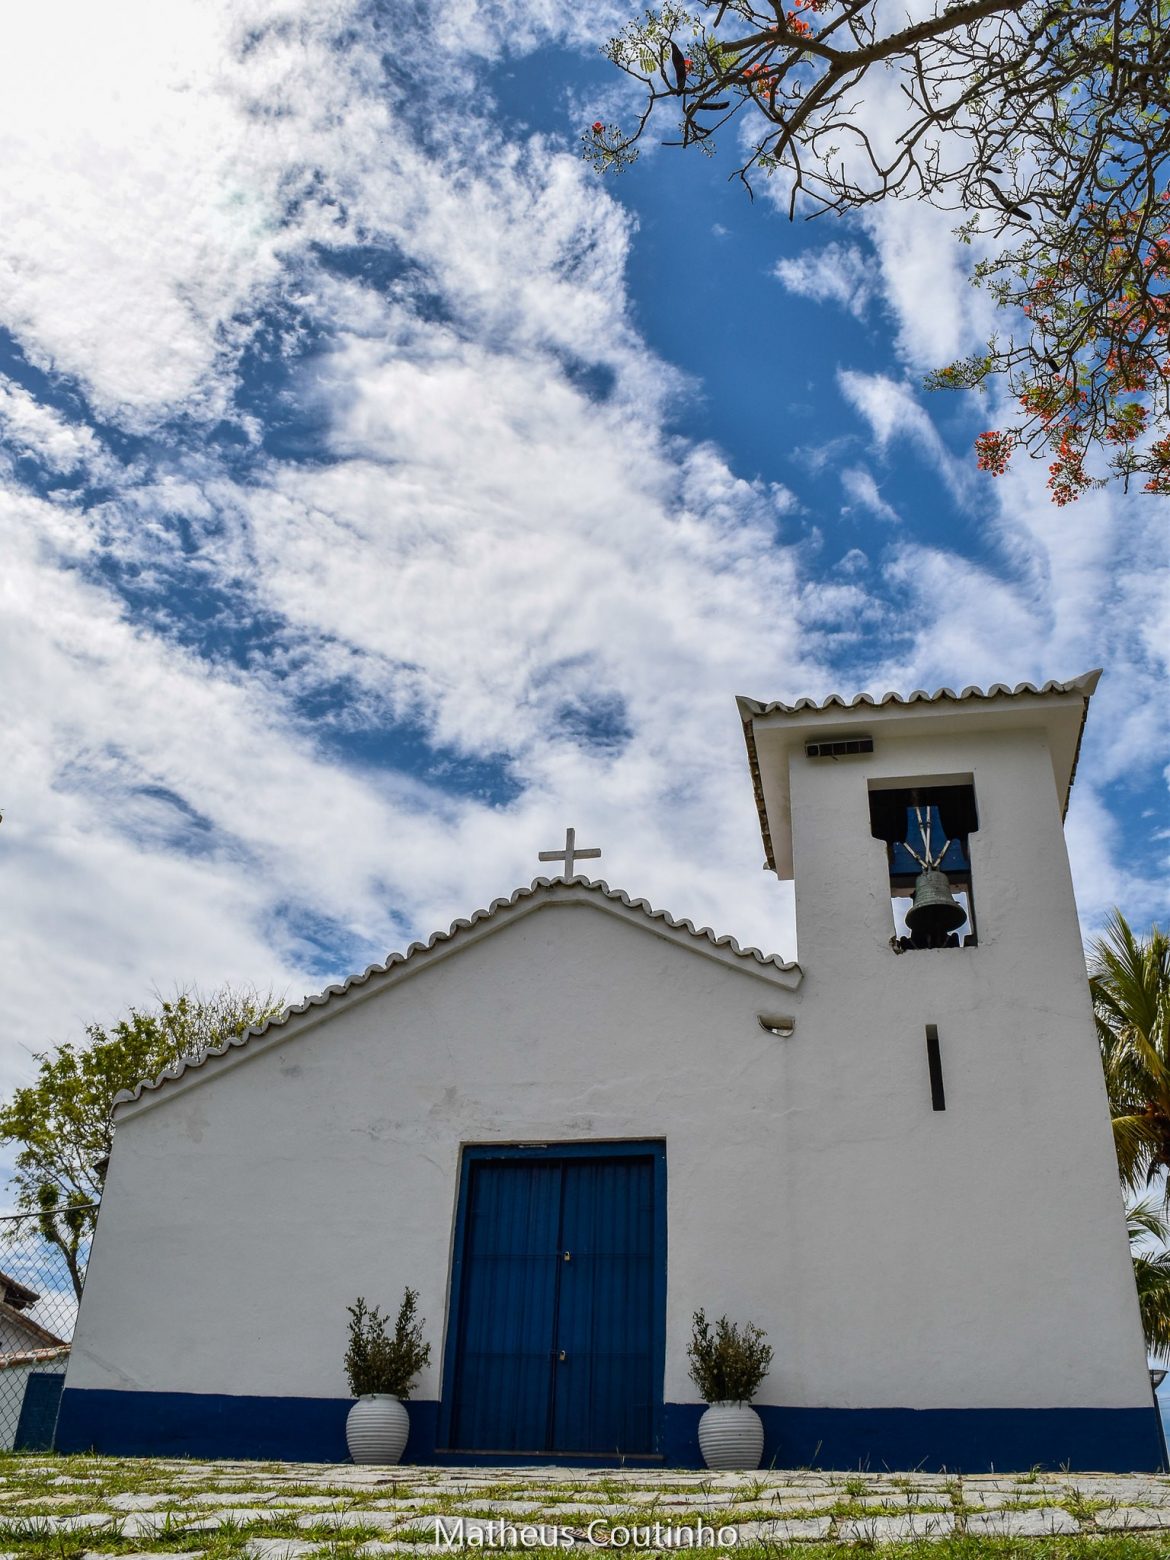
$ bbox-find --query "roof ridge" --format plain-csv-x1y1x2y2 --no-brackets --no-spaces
737,669,1101,719
113,877,800,1111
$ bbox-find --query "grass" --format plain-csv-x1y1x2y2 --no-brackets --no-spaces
4,1454,1170,1556
4,1536,1170,1560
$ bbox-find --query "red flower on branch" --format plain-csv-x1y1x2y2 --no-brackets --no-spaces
1047,429,1091,504
974,430,1015,475
1144,435,1170,492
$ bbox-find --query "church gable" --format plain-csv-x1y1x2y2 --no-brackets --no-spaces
112,877,802,1118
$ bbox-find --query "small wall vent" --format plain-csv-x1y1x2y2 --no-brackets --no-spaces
805,736,874,759
758,1014,796,1037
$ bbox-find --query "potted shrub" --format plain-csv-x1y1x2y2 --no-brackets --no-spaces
343,1288,431,1464
687,1307,773,1470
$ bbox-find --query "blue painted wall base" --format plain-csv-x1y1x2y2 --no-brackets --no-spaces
56,1388,1166,1472
14,1372,66,1452
669,1404,1167,1473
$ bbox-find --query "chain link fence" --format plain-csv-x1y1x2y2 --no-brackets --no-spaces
0,1209,93,1451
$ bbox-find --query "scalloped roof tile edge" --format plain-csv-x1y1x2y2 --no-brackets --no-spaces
112,876,802,1111
735,669,1102,718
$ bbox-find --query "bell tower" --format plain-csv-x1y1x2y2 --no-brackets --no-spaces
734,671,1160,1468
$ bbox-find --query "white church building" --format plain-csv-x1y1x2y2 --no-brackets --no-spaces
56,671,1166,1470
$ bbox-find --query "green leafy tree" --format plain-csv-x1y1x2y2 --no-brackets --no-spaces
591,0,1170,497
0,986,284,1296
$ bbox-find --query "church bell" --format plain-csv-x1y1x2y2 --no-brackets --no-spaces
905,868,967,943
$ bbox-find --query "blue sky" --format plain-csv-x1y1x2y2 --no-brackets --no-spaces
1,0,1168,1129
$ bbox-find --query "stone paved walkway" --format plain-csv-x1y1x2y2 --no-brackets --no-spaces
3,1458,1170,1551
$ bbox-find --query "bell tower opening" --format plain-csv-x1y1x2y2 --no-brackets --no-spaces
868,781,979,951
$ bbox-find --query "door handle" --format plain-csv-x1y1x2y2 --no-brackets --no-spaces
559,1350,567,1362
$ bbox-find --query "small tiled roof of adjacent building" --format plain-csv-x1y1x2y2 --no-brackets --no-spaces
0,1345,70,1372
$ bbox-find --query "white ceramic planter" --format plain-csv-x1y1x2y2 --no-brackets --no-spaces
697,1401,764,1470
345,1394,410,1464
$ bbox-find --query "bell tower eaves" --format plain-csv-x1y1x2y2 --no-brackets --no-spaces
738,671,1101,880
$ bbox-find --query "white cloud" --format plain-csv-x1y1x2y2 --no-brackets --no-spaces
836,547,869,576
428,0,631,59
840,465,900,523
837,368,969,500
774,242,876,319
0,0,319,423
0,380,110,478
859,202,1000,369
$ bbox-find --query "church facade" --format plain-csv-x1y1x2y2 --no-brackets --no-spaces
56,672,1165,1469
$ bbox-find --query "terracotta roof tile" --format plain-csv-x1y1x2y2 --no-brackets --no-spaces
736,670,1101,719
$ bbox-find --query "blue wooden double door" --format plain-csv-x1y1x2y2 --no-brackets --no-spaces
446,1144,665,1456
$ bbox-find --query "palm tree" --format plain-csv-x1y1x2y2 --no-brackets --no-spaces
1129,1200,1170,1363
1089,910,1170,1195
1089,910,1170,1359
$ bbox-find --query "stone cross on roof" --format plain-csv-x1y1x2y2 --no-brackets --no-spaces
538,827,601,878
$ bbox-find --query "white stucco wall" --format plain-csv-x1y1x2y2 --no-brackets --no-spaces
67,743,1151,1420
0,1314,39,1353
771,716,1150,1410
